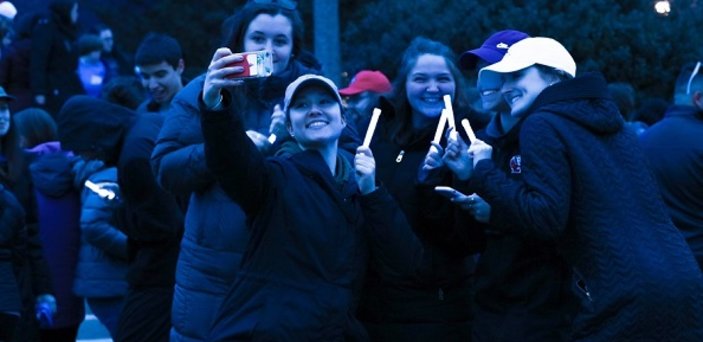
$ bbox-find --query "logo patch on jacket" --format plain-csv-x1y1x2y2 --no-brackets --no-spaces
509,155,521,174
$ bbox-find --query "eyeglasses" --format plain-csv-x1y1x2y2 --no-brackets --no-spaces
249,0,297,10
686,61,701,95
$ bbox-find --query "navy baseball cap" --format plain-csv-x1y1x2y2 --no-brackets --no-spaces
459,29,530,69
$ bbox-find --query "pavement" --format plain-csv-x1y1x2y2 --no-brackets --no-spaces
76,304,112,342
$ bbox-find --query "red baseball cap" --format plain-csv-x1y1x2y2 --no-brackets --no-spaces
339,70,392,96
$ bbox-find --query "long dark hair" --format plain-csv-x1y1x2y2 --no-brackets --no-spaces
220,1,304,58
386,37,471,145
13,108,58,149
0,114,22,185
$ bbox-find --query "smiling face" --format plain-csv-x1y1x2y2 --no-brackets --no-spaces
244,14,293,75
405,54,456,127
476,63,508,113
135,61,184,105
501,66,552,117
287,84,345,150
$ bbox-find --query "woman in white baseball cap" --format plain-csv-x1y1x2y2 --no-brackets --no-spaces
443,36,703,340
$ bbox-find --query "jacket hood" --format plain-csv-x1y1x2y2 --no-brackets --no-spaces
57,95,136,165
29,152,78,197
528,73,623,135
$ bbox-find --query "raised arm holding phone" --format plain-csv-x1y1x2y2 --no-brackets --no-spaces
200,62,422,339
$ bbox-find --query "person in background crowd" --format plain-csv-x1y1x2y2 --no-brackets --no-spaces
150,1,349,340
0,4,13,60
355,36,487,341
0,88,56,342
57,96,135,340
133,33,185,114
339,69,391,130
444,36,703,340
0,86,20,187
30,0,84,116
113,77,184,342
640,61,703,271
447,29,576,341
76,34,108,98
92,24,132,79
0,12,41,113
608,82,647,135
17,107,83,342
0,184,24,341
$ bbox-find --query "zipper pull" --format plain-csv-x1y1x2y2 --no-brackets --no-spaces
438,288,444,301
395,150,405,163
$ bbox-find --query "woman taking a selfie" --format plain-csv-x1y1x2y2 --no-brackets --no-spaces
199,62,421,339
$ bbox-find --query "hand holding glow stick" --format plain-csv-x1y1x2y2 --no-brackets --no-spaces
362,108,382,147
461,118,477,143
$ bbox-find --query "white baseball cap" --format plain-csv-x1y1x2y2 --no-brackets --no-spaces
0,2,17,20
284,74,342,113
479,37,576,81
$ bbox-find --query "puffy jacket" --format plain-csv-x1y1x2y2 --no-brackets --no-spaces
73,162,128,298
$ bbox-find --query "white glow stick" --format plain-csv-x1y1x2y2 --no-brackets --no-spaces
443,94,456,130
85,180,116,200
362,108,382,147
461,118,477,143
433,109,448,144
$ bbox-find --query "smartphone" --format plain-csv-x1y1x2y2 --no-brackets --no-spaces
434,186,466,199
226,50,274,79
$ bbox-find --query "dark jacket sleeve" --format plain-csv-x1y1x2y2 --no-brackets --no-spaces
473,114,571,241
360,186,424,278
119,116,184,241
151,76,215,195
200,92,268,217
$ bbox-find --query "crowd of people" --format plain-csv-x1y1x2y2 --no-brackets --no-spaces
0,0,702,341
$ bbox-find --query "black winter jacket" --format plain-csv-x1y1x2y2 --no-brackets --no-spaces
472,73,703,340
201,95,422,341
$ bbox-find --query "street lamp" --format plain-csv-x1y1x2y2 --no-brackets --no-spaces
655,0,671,15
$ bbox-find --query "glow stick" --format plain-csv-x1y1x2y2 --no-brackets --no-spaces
362,108,382,147
85,180,117,200
433,109,448,144
267,134,277,144
461,118,477,143
443,94,456,130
